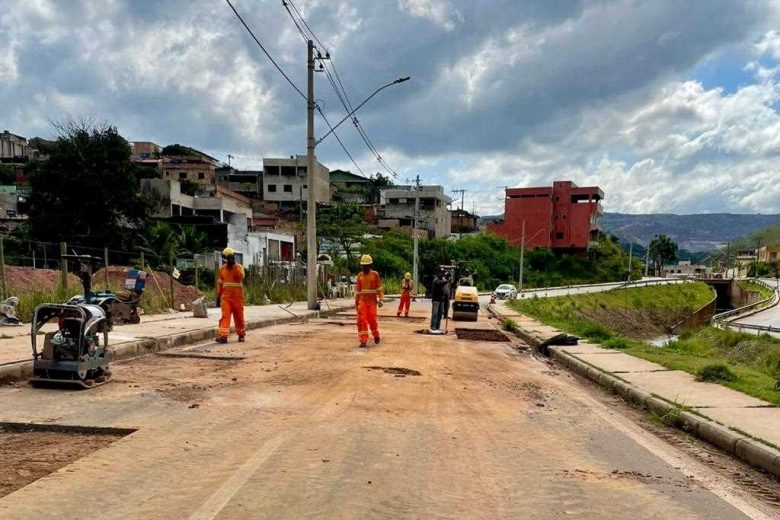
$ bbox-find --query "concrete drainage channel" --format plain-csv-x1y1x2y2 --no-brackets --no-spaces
0,422,136,499
487,305,780,479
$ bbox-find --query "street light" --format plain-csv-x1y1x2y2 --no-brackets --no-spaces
305,38,409,309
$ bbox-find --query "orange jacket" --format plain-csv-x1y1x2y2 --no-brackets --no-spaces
217,263,245,302
355,270,384,305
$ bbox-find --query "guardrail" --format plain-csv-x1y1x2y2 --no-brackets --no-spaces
517,277,688,298
711,278,779,333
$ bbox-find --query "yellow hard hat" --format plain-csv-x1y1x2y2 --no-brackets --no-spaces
360,254,373,265
404,272,411,279
222,247,235,257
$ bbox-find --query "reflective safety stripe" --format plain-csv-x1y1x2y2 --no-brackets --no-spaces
222,282,243,288
356,289,378,294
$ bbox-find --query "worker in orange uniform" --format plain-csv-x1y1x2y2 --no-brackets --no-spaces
355,254,384,348
215,247,245,344
397,272,414,317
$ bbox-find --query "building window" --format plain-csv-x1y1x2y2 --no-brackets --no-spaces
178,172,187,181
283,184,293,193
267,184,277,192
555,232,565,239
198,172,205,180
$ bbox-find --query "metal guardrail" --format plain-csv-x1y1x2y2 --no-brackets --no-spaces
517,277,688,298
711,279,779,333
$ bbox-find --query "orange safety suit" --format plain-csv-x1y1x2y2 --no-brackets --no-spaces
397,279,414,317
355,270,384,344
217,263,245,339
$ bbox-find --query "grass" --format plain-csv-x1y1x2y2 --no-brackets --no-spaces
696,363,737,382
736,280,774,300
501,318,519,333
507,282,780,406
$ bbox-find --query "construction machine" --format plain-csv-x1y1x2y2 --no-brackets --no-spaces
29,254,133,388
424,262,480,321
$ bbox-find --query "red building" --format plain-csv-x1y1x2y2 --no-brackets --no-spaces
488,181,603,250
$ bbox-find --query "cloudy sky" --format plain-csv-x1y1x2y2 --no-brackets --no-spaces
2,0,779,215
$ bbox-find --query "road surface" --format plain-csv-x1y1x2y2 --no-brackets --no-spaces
0,302,777,519
730,278,780,337
511,278,686,300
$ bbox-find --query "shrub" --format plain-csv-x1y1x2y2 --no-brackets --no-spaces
696,363,737,382
580,323,613,343
502,318,519,333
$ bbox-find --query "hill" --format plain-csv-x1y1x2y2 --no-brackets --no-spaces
727,224,780,250
601,213,780,252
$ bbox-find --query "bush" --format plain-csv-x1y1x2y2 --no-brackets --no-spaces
603,337,630,349
502,318,519,333
696,363,737,382
580,323,613,343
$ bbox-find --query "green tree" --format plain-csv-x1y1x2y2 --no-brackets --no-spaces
365,173,393,204
318,203,373,269
0,164,15,185
27,119,150,250
161,144,195,156
648,234,678,275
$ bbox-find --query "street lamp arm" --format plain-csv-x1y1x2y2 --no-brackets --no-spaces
315,76,410,146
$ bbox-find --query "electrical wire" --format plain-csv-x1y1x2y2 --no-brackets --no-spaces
283,0,401,179
225,0,307,100
315,106,366,176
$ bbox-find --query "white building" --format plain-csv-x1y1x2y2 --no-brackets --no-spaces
142,179,252,224
379,185,452,238
262,155,331,205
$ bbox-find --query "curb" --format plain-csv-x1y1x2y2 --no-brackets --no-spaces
487,302,780,478
549,347,780,478
0,306,350,385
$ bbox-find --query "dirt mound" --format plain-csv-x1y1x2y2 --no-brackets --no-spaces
4,266,80,294
93,266,201,310
574,307,691,339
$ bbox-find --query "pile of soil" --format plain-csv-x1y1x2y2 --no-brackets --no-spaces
574,308,691,339
4,266,80,294
93,266,201,311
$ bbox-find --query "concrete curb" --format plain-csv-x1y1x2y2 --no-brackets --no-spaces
487,302,780,478
0,306,350,385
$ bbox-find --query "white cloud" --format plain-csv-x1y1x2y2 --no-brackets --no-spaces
397,0,462,31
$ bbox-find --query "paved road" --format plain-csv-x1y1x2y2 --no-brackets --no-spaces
511,278,686,300
730,278,780,337
0,302,776,519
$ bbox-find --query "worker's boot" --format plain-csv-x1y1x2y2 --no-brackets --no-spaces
359,342,368,349
374,337,381,345
215,336,228,344
238,336,245,343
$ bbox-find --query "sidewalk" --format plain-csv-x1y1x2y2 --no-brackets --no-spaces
0,299,354,382
490,300,780,477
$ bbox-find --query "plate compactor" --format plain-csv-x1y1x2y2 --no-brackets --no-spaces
30,254,119,388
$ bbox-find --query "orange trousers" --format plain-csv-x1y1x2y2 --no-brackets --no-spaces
357,301,379,343
397,293,411,316
218,299,245,338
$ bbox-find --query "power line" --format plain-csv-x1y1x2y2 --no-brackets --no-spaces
282,0,400,179
315,106,366,176
225,0,307,100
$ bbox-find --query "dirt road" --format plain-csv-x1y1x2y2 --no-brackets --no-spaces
0,303,777,519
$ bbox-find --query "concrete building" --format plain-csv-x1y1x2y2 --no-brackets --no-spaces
0,131,28,162
162,147,219,186
141,179,252,224
663,260,711,278
262,155,330,206
379,185,452,238
758,246,780,263
330,169,371,203
488,181,603,250
130,141,162,173
216,167,262,198
450,209,479,234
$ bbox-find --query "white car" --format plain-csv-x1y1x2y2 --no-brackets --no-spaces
494,284,517,300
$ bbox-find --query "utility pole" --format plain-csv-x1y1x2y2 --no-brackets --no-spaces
452,189,467,238
644,247,650,278
412,175,421,297
306,39,318,310
518,219,525,294
227,154,234,168
627,242,633,282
